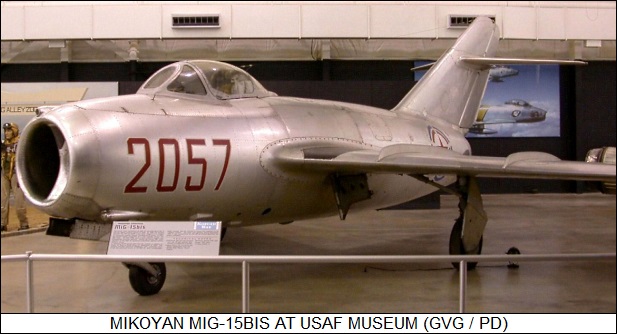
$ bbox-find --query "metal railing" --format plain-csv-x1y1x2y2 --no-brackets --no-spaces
1,252,615,313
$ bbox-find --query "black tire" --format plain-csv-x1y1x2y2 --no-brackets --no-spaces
506,246,520,255
128,262,166,296
449,217,483,270
506,246,521,268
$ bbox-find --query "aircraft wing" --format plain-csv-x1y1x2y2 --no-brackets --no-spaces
269,142,615,182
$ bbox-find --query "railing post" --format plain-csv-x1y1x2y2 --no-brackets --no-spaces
459,260,467,313
242,261,250,313
26,251,34,313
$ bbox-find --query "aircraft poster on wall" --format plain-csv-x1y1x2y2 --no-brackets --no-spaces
414,63,560,138
467,64,560,138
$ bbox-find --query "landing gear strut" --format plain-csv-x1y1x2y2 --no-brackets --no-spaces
449,176,487,270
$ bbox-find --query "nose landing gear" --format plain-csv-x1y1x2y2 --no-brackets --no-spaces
125,262,167,296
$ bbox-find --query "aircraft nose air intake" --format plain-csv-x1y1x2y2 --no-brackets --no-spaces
16,108,102,219
17,118,66,204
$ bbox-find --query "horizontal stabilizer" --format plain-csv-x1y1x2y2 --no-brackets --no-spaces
460,56,587,67
411,57,586,72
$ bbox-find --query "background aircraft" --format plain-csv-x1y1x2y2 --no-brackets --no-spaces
488,65,519,82
470,99,547,135
15,17,615,295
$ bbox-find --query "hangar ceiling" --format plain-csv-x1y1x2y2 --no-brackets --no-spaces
2,1,615,64
2,38,615,63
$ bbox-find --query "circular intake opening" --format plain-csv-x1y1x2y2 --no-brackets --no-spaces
19,120,64,203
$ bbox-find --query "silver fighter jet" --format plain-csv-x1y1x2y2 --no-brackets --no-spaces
470,99,548,135
15,17,615,295
488,65,519,82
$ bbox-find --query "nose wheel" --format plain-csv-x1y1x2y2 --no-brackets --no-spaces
127,262,167,296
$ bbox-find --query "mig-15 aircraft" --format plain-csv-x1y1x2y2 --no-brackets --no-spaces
15,17,615,295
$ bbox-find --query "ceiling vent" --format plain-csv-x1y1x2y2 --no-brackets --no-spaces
172,14,220,29
448,15,495,29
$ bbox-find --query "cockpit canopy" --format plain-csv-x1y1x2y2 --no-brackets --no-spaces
137,60,275,100
504,99,530,107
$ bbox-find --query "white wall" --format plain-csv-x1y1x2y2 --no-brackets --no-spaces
2,1,615,41
1,1,615,62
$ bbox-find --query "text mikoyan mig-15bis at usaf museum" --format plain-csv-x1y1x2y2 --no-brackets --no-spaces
15,17,616,295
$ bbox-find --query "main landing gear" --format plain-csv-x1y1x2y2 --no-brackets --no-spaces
448,176,487,270
412,175,487,270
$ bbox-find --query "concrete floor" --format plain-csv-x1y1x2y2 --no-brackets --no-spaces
1,193,615,313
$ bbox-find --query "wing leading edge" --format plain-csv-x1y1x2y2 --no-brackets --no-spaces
268,142,616,182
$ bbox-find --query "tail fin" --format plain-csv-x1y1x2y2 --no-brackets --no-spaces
392,17,499,129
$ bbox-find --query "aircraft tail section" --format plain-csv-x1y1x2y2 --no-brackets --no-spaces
392,17,499,130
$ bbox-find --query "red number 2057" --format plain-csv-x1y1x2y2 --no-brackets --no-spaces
124,138,231,193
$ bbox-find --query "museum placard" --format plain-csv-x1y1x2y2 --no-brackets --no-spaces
107,221,222,256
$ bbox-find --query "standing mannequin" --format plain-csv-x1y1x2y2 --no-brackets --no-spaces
1,123,29,232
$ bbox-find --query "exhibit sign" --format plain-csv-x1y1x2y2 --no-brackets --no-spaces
107,221,222,256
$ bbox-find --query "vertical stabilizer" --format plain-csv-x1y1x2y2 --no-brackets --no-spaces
392,17,499,130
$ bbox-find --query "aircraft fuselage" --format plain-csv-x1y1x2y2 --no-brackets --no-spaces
20,94,465,226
